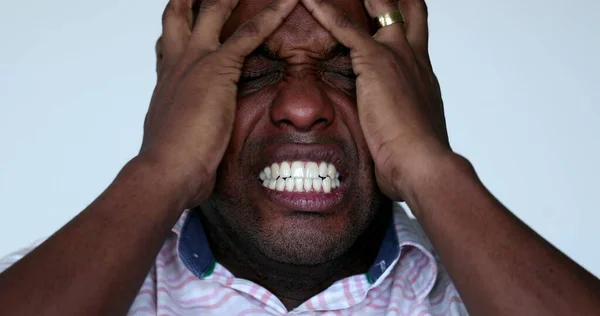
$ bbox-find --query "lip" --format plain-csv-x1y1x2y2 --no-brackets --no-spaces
261,179,348,213
255,143,350,213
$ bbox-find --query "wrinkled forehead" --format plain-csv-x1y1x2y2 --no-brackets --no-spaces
219,0,374,54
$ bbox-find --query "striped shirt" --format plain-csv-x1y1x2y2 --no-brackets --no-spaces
0,204,468,315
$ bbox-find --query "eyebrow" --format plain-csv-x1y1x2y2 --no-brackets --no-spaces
248,43,350,60
323,43,350,59
248,44,279,59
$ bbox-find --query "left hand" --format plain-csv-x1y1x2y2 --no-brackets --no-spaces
302,0,451,201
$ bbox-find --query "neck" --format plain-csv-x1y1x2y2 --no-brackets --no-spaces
197,202,392,310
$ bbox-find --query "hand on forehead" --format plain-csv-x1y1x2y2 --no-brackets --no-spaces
206,0,375,49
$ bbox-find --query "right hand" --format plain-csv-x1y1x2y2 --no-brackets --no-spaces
140,0,298,208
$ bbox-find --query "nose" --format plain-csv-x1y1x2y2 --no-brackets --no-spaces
270,77,335,132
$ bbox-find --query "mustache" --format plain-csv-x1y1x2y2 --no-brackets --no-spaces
247,133,349,148
238,133,359,173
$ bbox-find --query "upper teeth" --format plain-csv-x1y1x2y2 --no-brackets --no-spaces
259,161,341,193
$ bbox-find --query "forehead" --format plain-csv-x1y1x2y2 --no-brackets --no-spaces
221,1,373,54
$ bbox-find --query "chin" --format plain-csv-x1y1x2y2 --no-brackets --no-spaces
205,155,382,265
252,213,364,265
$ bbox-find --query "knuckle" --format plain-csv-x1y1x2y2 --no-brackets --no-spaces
367,0,397,11
238,19,261,38
264,0,280,12
162,0,187,25
335,12,356,29
215,51,244,71
198,0,234,15
161,2,174,24
199,0,220,13
155,36,164,59
401,0,428,14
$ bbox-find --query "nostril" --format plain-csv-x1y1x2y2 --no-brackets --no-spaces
279,119,294,126
313,118,328,127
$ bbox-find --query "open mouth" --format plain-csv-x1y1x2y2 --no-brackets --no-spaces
258,161,341,193
253,143,350,212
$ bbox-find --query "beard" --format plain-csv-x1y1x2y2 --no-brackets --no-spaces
199,135,384,266
201,179,382,265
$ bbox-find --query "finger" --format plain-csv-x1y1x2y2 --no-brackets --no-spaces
301,0,374,52
190,0,240,51
155,36,164,75
161,0,193,68
398,0,429,58
221,0,299,58
364,0,407,47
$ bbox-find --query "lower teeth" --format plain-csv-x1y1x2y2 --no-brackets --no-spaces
260,176,339,193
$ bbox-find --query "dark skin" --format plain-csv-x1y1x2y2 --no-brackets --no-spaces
0,0,599,315
200,2,389,308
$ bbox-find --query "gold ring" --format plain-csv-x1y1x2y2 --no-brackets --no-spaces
375,10,405,27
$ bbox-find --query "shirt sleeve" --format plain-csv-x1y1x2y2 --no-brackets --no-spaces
0,239,45,274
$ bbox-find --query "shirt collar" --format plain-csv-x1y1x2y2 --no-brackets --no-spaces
388,203,439,301
172,203,437,299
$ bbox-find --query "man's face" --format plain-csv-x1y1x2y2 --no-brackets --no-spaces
203,0,385,265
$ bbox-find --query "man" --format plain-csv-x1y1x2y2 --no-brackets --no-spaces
0,0,598,314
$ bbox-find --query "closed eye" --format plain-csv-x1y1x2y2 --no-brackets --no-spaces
326,66,356,79
239,70,274,83
320,70,356,95
238,68,283,96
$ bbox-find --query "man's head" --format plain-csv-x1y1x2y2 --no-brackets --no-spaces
200,0,389,265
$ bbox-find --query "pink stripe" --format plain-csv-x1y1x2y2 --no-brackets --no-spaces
136,289,155,297
157,305,185,316
356,277,366,297
128,306,156,314
387,306,400,314
306,298,315,310
155,287,223,305
409,259,430,284
430,284,449,305
406,253,428,282
365,287,389,309
419,265,438,301
155,254,179,268
392,280,417,300
439,295,463,314
318,293,328,310
407,301,427,315
223,277,234,287
237,307,267,316
248,284,260,297
259,290,273,305
157,240,177,259
161,274,199,290
136,286,225,307
417,307,431,316
172,291,238,311
165,269,192,284
366,301,387,309
342,278,356,306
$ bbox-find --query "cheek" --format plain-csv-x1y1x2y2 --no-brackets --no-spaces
233,87,276,142
323,86,369,156
325,87,376,186
219,88,275,177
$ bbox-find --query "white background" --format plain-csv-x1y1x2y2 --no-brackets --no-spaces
0,0,598,277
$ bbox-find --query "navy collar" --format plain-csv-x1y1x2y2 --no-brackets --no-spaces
175,209,401,284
